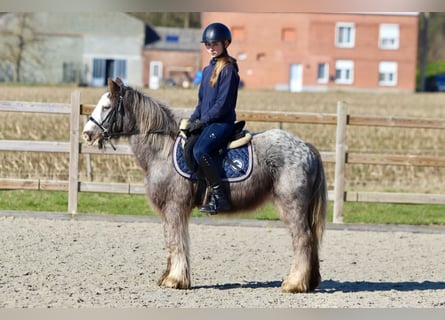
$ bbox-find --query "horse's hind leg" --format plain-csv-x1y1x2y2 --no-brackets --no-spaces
274,193,321,293
157,206,191,290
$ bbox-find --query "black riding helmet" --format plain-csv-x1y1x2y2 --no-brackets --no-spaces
201,22,232,44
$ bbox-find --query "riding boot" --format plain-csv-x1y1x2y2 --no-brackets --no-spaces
200,185,231,214
198,154,231,214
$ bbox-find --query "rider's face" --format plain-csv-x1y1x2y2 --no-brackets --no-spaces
204,41,226,58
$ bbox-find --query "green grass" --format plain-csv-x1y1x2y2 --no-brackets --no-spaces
338,202,445,225
1,190,444,226
416,59,445,89
424,60,445,76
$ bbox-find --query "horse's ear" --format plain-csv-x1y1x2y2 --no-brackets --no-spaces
108,78,121,95
114,77,124,85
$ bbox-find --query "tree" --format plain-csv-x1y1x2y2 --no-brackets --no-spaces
418,13,429,91
128,12,201,28
416,12,445,89
426,12,445,62
0,13,42,82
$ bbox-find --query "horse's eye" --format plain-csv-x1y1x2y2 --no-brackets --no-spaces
103,105,111,110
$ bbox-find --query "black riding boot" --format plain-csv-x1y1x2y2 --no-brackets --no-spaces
200,185,231,214
198,154,231,214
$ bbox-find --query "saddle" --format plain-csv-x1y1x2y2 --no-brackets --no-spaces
173,120,253,180
173,119,254,207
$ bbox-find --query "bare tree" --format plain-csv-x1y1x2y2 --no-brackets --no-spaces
426,12,445,62
128,12,201,28
0,13,42,82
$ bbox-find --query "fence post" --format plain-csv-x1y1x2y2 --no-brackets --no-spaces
68,91,81,214
333,101,347,223
83,115,93,181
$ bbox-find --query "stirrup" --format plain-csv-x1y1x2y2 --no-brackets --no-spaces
199,194,231,215
199,203,219,215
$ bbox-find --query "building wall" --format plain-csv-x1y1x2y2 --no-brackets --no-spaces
83,34,144,86
143,27,202,88
37,12,146,86
0,12,145,86
142,50,200,88
30,35,84,83
201,12,418,92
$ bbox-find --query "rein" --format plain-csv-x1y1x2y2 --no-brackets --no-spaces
89,90,170,151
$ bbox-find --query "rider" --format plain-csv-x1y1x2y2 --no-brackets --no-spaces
186,22,240,214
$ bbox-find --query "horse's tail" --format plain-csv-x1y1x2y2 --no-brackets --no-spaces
308,144,327,246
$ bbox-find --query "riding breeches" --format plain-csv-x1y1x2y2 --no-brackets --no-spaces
192,122,234,163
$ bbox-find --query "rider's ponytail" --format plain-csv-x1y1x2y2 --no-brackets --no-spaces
210,53,237,87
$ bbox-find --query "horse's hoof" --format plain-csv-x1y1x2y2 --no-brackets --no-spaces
281,279,309,293
158,277,191,290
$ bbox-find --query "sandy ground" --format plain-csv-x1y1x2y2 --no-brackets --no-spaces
0,211,444,308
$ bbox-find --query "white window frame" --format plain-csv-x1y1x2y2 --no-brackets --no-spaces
317,63,329,84
335,60,354,85
379,61,398,86
379,24,400,50
92,58,106,87
335,22,355,48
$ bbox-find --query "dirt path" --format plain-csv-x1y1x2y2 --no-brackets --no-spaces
0,212,444,308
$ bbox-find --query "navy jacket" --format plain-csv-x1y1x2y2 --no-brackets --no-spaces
190,58,239,124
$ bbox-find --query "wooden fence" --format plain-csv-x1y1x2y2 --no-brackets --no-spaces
1,91,445,223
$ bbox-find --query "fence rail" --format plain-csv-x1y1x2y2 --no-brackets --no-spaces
1,92,445,223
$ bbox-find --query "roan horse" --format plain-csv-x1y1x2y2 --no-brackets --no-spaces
82,77,327,293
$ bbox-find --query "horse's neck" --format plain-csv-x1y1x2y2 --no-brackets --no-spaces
127,93,178,168
129,134,172,166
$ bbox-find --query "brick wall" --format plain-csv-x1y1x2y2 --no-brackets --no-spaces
202,12,418,91
142,50,200,87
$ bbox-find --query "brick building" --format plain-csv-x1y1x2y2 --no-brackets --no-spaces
143,27,201,89
201,12,419,92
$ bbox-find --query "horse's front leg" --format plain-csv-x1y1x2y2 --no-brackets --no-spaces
157,206,191,290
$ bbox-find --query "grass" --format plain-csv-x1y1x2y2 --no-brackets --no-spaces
416,59,445,89
424,59,445,77
1,190,444,226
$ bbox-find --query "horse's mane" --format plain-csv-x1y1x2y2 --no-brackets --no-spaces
126,87,178,155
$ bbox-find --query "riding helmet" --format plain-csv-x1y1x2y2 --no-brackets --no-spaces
201,22,232,44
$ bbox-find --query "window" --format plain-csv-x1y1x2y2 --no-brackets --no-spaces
282,28,296,42
317,63,329,83
379,24,399,49
92,58,127,86
379,61,398,86
335,22,355,48
335,60,354,84
232,26,245,41
92,59,106,86
113,59,127,79
63,62,77,83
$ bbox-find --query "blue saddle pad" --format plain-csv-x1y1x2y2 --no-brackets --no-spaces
172,135,253,183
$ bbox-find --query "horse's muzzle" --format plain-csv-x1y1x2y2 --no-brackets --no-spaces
82,130,104,148
82,131,92,143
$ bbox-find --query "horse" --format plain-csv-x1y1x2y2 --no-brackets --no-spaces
82,77,327,293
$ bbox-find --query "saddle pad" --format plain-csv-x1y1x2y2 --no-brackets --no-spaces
172,135,253,183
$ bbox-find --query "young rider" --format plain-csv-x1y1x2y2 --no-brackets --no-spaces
186,22,240,214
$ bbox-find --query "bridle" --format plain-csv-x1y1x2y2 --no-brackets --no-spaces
88,86,171,150
88,92,127,150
